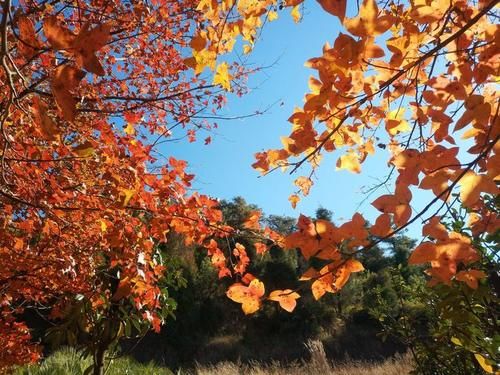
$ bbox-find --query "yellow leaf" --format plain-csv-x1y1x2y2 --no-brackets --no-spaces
226,284,248,303
73,142,95,157
451,337,462,346
268,10,279,21
248,279,265,298
213,62,232,91
291,5,301,23
100,220,107,232
242,298,261,314
243,44,253,54
289,194,300,208
120,188,135,207
294,176,313,195
191,48,217,75
474,353,494,373
336,152,361,173
124,123,136,135
386,108,410,136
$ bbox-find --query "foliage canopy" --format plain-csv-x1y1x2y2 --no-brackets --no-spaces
0,0,498,373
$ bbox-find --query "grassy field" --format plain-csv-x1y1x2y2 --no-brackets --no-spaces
15,342,413,375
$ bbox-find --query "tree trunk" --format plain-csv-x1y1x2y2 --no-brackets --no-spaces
93,343,107,375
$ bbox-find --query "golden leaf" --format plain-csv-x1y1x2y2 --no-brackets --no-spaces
213,62,232,91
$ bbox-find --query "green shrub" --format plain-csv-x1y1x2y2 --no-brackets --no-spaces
15,347,172,375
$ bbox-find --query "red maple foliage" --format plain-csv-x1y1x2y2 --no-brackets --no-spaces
1,0,498,372
0,0,246,370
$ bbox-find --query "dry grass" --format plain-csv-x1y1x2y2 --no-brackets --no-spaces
191,340,413,375
15,341,413,375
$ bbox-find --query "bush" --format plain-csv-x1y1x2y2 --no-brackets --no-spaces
14,347,172,375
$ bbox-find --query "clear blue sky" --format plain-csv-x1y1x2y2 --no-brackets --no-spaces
165,3,425,237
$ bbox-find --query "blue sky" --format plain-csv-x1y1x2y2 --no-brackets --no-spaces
165,2,425,237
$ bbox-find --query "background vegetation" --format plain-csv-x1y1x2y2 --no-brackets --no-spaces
19,197,499,374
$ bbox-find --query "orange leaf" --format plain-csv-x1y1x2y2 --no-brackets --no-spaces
311,279,330,300
44,17,110,75
243,210,262,230
422,217,448,241
316,0,346,21
51,65,85,121
455,270,486,289
43,16,76,50
459,171,498,207
269,289,300,312
72,22,112,75
284,217,342,260
311,259,364,299
408,242,437,265
233,243,250,274
190,32,207,52
339,213,368,242
227,279,265,314
17,15,41,58
254,242,268,254
371,214,392,237
241,273,256,285
33,97,59,141
372,185,412,227
344,0,392,37
111,277,132,301
332,259,364,291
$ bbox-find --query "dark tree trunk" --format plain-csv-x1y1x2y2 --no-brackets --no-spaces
93,343,107,375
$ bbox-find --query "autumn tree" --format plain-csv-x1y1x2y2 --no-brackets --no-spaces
0,0,267,373
1,0,499,373
196,0,498,371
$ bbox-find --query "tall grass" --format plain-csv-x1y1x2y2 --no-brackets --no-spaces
194,340,413,375
15,342,413,375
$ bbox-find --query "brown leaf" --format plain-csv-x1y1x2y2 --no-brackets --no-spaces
33,97,59,140
51,65,85,121
72,22,112,75
316,0,346,21
43,16,76,50
17,15,41,58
